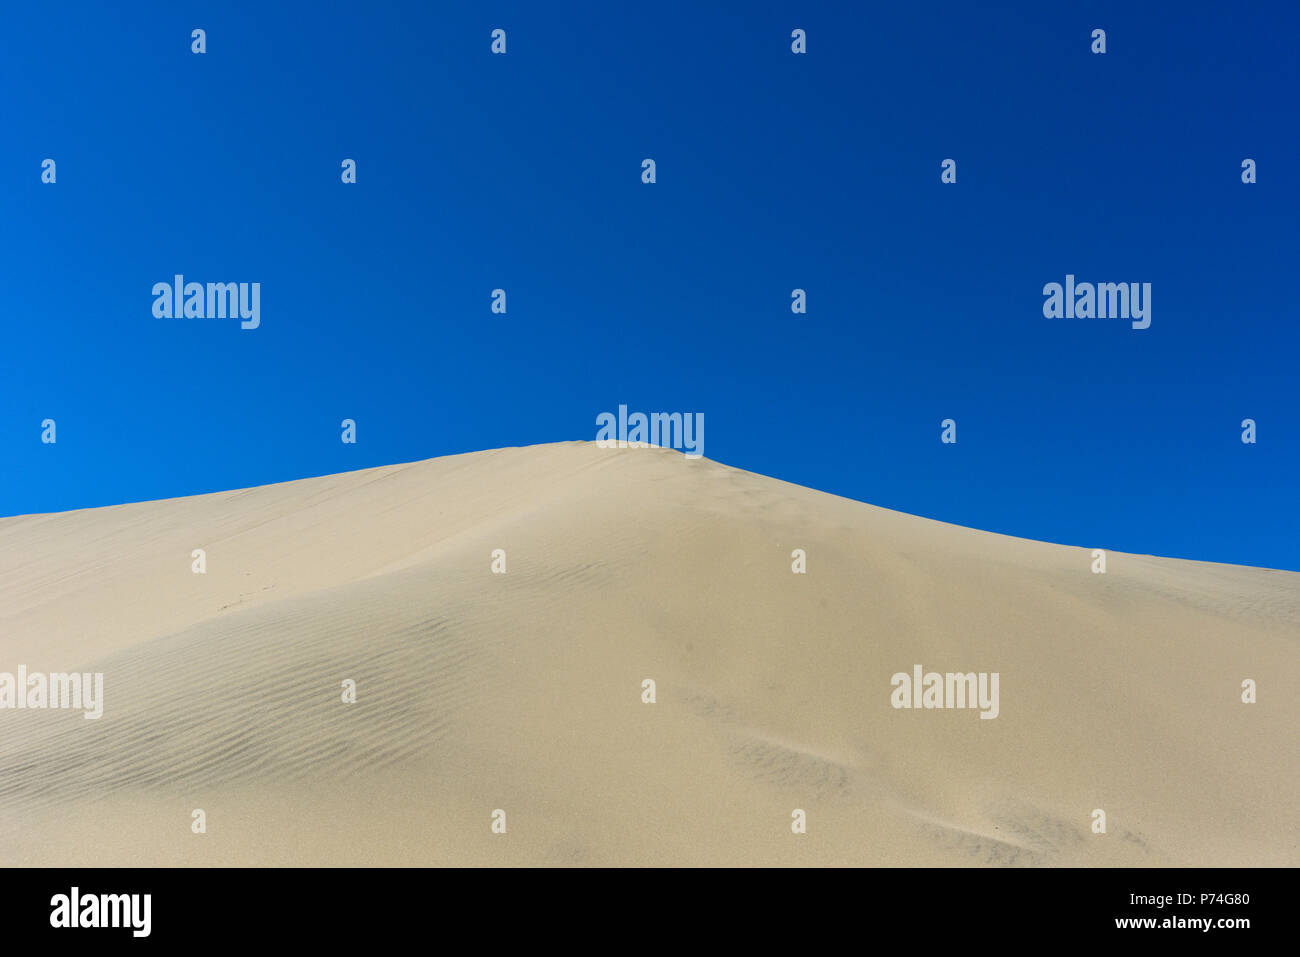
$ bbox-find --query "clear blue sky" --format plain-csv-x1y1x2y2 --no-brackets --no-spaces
2,1,1296,571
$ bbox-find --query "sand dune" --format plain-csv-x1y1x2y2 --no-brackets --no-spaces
0,442,1295,866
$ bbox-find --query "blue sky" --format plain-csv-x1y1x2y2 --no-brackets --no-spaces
2,1,1296,570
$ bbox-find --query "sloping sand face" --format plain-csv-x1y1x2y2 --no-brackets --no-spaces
0,442,1295,866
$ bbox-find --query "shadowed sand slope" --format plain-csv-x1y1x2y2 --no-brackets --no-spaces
0,442,1295,866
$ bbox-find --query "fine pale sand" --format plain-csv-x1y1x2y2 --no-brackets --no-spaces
0,442,1295,867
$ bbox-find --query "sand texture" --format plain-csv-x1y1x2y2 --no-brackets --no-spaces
1,442,1295,866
